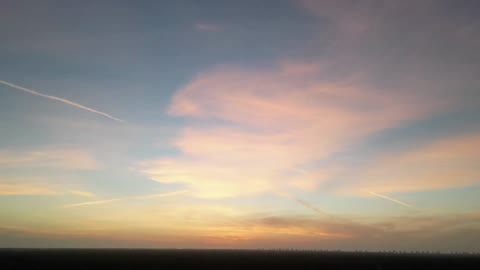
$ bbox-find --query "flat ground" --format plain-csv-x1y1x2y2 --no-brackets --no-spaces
1,249,479,269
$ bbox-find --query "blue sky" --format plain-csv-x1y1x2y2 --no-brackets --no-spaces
1,0,480,251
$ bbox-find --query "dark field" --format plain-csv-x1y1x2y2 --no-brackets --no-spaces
1,249,479,270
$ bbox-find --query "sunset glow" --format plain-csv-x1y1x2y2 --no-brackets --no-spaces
1,0,479,252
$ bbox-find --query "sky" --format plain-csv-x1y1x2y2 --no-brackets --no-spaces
0,0,480,252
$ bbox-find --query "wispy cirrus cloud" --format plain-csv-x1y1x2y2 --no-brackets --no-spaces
0,180,97,197
140,0,480,201
0,147,99,170
0,183,99,198
339,133,480,195
140,63,446,198
0,184,58,195
69,190,96,197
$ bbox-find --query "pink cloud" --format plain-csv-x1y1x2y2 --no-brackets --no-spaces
140,63,447,198
169,65,442,131
340,133,480,195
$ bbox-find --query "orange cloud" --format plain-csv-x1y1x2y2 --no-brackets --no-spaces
3,212,480,250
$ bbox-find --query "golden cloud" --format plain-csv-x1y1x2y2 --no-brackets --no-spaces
0,184,58,195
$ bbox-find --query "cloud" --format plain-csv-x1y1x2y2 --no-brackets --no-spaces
0,80,124,122
0,184,58,195
69,190,96,197
196,210,480,250
2,190,480,251
298,0,480,103
4,210,477,251
140,1,480,200
194,23,223,32
140,63,444,198
339,133,480,195
0,147,99,170
0,184,96,197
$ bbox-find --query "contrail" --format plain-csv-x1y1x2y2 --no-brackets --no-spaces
63,190,189,208
275,191,379,233
275,191,354,224
0,80,124,122
275,191,328,215
367,190,414,208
